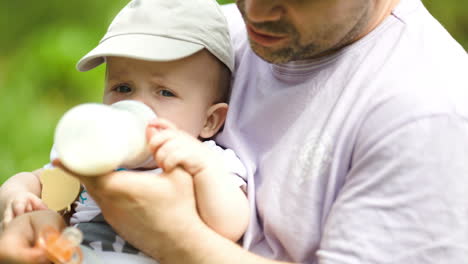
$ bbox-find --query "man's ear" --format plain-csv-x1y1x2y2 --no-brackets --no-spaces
200,103,228,139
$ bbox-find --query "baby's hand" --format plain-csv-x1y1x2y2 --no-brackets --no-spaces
147,119,222,178
2,192,48,228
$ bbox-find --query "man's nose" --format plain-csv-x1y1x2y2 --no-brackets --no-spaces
241,0,284,23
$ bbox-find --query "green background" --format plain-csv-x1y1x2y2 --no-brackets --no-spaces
0,0,467,184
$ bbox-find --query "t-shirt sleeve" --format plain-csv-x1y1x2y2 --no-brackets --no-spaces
220,3,246,50
203,140,247,191
317,114,468,263
221,147,248,191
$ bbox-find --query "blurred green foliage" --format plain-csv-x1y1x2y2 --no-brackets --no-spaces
0,0,466,184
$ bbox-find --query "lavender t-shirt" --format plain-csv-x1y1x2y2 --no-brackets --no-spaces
217,0,468,263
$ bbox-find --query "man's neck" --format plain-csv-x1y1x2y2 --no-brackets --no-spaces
357,0,401,40
304,0,401,61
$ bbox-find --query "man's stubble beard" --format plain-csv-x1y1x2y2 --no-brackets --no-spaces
248,36,322,64
236,0,324,63
236,0,371,64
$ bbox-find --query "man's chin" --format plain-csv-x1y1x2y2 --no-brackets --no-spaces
249,39,325,63
249,41,290,64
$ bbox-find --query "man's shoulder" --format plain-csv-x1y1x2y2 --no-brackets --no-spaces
220,3,243,27
356,0,468,115
388,0,467,71
220,4,248,49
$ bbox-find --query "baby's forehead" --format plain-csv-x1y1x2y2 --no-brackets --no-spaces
105,51,225,77
104,55,226,89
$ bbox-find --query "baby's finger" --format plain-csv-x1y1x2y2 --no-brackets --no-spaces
2,208,13,229
155,139,190,172
147,129,179,152
146,125,158,143
148,118,178,130
163,151,192,173
156,145,179,172
12,201,27,217
25,202,32,213
30,195,48,211
153,140,170,170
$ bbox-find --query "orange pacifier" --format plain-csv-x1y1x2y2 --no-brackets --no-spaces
36,226,84,264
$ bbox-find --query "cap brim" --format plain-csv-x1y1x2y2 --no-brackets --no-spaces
77,34,204,72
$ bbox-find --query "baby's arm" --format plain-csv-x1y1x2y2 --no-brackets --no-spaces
0,169,47,225
147,120,249,242
191,163,249,242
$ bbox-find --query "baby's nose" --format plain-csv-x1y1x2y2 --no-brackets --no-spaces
127,97,156,115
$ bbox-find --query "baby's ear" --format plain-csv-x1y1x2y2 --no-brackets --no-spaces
200,103,228,139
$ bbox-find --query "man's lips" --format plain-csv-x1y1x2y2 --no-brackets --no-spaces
246,25,288,47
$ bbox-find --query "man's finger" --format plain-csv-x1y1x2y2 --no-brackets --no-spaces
51,158,102,188
51,159,79,178
76,170,140,203
0,228,49,264
1,247,49,264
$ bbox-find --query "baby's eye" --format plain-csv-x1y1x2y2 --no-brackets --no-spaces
114,84,132,93
159,90,175,97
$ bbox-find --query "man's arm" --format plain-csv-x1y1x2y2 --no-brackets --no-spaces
72,167,292,264
152,220,293,264
316,114,468,263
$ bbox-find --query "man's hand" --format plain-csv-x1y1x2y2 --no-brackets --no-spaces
52,153,284,264
55,158,205,261
0,210,65,264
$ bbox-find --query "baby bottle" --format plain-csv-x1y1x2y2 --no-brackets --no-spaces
54,100,156,176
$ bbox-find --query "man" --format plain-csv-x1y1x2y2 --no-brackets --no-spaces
78,0,468,263
12,0,467,263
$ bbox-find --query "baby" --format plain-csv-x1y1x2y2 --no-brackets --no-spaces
0,0,249,263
